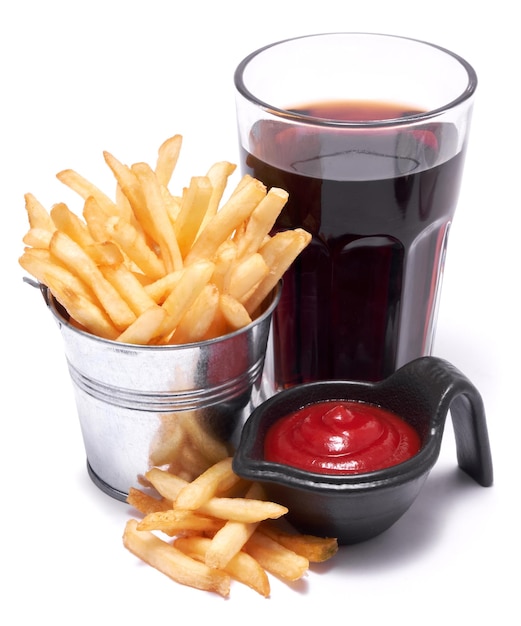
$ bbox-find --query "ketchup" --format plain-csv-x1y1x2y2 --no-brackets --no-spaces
264,401,421,474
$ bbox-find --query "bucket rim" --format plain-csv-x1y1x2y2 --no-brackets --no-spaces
40,280,282,351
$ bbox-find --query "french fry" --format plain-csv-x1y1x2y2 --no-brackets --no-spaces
244,530,309,582
149,411,228,481
204,520,258,569
145,467,188,502
84,241,124,266
50,202,95,249
103,151,147,221
137,509,224,536
24,193,56,232
168,443,218,482
123,519,231,597
150,430,226,483
170,283,219,344
20,246,52,261
158,260,214,340
245,228,312,315
126,487,172,515
101,263,157,316
131,162,183,273
115,183,134,221
199,161,236,230
236,187,289,259
148,416,188,468
219,293,252,331
229,173,255,196
161,186,182,224
56,168,125,221
22,227,53,249
42,275,119,339
259,522,339,562
210,240,238,292
224,252,269,302
116,304,168,344
175,536,271,598
232,219,247,243
82,195,116,242
49,230,136,330
174,457,238,511
51,202,125,267
215,478,250,499
203,482,263,570
106,216,166,280
197,309,228,342
184,176,266,265
155,134,183,188
143,269,183,304
174,176,213,258
19,250,98,306
197,496,288,524
131,270,154,286
174,415,230,465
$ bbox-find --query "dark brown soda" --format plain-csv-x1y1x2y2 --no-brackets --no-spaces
241,100,467,384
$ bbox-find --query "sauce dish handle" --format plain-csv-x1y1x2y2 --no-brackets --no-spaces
389,357,494,487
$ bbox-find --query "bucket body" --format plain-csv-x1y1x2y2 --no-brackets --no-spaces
46,285,280,501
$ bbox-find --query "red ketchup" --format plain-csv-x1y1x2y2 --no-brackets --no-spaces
264,401,421,474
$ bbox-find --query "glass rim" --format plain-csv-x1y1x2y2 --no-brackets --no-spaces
234,32,478,128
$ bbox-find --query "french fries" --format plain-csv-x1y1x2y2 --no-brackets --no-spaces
20,135,329,597
19,134,311,344
123,458,338,598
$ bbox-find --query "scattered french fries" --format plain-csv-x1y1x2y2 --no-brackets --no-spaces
123,458,339,598
19,134,312,344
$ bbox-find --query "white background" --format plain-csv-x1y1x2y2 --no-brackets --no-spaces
2,1,518,624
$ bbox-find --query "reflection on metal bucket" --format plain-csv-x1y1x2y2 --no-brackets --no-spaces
44,283,281,501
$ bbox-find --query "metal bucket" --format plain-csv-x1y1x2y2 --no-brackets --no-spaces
41,283,281,501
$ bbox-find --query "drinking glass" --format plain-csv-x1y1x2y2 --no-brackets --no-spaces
234,33,477,386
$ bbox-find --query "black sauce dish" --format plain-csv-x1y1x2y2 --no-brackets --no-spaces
233,356,493,545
